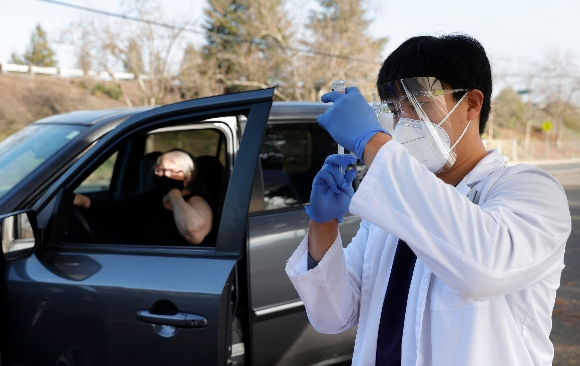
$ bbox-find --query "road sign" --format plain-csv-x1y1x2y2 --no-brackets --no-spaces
542,121,553,132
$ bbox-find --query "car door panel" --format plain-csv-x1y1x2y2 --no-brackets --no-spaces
7,253,236,365
245,119,361,365
247,213,360,366
251,311,356,366
248,213,360,309
3,89,274,365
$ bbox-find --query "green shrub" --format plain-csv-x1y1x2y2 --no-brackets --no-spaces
91,83,122,100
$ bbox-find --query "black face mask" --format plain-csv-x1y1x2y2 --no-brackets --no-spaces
155,176,185,195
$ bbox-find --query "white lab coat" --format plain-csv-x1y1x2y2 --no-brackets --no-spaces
286,141,571,365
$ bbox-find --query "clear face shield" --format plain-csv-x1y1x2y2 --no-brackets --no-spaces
375,77,469,173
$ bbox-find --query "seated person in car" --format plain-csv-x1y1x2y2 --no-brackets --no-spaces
74,149,215,246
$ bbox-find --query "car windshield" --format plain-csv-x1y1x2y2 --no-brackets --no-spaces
0,124,86,200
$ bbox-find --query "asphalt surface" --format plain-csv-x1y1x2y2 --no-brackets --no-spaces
536,161,580,365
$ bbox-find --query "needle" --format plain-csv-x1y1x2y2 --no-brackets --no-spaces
338,145,344,173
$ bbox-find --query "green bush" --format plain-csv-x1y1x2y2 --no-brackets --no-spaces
91,83,122,100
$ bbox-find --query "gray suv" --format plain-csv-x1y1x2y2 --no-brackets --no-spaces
0,89,362,366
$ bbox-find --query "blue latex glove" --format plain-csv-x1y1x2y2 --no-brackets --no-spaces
318,87,390,162
305,154,358,223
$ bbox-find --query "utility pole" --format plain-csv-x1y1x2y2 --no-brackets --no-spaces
556,77,563,152
518,87,533,156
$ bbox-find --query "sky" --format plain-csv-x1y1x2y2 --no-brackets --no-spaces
1,0,579,92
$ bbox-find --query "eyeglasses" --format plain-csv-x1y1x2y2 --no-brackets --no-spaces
414,88,468,97
377,89,469,119
154,166,184,175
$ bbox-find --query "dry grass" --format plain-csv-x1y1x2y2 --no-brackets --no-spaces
0,73,182,139
0,73,122,138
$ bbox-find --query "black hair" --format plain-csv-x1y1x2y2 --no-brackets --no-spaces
377,34,492,135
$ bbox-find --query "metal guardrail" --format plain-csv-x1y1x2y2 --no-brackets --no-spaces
484,139,580,162
0,63,144,80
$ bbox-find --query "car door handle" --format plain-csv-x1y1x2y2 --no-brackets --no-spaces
136,310,208,328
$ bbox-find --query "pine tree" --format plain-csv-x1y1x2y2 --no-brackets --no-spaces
203,0,250,83
14,24,58,67
300,0,386,100
202,0,294,99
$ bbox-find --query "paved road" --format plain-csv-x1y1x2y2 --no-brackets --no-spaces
537,162,580,365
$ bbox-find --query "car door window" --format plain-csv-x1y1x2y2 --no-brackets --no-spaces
61,126,229,247
259,122,364,211
145,128,227,169
76,152,118,193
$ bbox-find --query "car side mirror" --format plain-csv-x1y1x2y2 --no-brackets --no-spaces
1,210,38,262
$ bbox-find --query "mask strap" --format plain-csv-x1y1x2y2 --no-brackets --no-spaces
450,119,472,150
437,92,468,126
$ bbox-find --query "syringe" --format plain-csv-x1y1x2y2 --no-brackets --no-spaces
332,80,346,172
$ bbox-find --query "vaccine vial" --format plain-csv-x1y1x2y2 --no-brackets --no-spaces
332,80,346,94
331,80,346,172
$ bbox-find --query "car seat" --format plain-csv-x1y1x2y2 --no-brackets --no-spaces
195,155,225,215
136,151,162,194
195,155,225,246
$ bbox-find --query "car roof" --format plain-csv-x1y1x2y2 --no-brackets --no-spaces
34,106,156,126
32,100,330,127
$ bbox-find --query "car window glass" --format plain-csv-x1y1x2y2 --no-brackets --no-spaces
260,123,339,210
76,152,118,193
145,128,227,168
62,127,227,248
0,124,85,200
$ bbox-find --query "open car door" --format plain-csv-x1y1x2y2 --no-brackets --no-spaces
1,89,273,366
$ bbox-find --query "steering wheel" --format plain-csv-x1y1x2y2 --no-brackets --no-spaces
69,206,96,243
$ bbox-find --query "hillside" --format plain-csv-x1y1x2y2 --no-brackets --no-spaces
1,73,578,162
0,73,180,139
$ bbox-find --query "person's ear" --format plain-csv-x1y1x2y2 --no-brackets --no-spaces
466,89,484,122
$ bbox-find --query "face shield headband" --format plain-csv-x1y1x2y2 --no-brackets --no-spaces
376,77,469,173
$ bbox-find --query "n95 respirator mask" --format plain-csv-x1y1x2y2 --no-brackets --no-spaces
376,77,470,174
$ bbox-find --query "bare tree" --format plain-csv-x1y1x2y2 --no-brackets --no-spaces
178,43,223,99
533,50,580,148
76,37,93,78
203,0,296,100
62,18,134,106
297,0,386,101
61,0,386,105
62,0,194,106
201,0,386,101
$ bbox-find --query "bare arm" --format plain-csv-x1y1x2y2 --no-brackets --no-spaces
165,190,213,245
361,132,392,168
73,193,91,209
307,220,339,262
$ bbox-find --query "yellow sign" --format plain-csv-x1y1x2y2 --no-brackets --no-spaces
542,121,553,132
